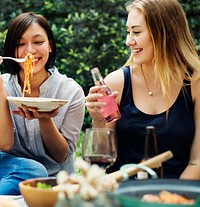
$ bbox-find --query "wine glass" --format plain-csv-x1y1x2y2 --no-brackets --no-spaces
82,128,117,170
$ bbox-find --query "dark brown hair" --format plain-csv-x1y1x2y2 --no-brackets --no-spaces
3,12,56,74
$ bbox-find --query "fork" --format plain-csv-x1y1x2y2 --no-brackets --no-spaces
2,57,26,62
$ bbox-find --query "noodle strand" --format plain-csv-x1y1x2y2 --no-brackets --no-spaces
22,53,35,96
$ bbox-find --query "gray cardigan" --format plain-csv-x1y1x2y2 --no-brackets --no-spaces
1,67,85,176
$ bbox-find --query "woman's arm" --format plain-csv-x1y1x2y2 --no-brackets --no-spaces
0,76,14,150
38,117,69,163
180,79,200,179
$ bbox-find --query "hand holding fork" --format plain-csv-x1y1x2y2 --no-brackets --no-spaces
0,56,26,75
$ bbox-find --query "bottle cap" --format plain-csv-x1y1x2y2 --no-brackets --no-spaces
137,171,148,179
146,126,156,134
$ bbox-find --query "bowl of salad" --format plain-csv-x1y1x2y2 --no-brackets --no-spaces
19,177,59,207
19,159,119,207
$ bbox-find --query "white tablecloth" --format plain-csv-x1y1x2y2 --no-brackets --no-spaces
0,195,28,207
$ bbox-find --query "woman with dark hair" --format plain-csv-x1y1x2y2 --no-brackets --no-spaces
85,0,200,179
0,12,85,195
3,12,56,74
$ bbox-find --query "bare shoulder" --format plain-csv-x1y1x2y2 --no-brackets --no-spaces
191,72,200,101
104,68,124,105
104,68,124,91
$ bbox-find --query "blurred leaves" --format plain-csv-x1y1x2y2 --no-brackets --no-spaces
181,0,200,53
0,0,199,128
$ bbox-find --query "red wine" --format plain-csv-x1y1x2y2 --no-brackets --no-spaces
83,155,116,169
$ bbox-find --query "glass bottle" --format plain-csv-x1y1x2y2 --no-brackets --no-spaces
137,126,163,179
91,67,121,122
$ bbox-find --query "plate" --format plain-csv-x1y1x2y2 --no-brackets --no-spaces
7,96,68,112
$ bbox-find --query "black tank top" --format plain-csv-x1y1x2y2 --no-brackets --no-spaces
107,66,194,178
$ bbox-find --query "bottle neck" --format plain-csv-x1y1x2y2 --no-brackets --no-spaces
91,67,104,84
144,127,158,159
142,126,163,178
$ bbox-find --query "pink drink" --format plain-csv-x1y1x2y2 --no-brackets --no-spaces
91,67,121,122
97,87,121,122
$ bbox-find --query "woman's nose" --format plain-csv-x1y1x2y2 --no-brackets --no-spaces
25,44,36,54
126,35,136,46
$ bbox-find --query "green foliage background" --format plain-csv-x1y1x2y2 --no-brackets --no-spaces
0,1,199,153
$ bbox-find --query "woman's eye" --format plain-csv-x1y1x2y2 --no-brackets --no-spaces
17,43,25,46
35,41,44,44
126,31,141,36
133,31,141,35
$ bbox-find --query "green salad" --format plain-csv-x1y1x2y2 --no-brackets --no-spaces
36,182,52,189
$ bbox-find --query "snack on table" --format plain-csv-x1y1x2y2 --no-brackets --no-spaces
142,190,195,205
55,158,119,201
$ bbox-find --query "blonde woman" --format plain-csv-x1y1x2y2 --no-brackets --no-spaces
85,0,200,179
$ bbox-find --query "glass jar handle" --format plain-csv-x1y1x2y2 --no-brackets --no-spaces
120,163,158,181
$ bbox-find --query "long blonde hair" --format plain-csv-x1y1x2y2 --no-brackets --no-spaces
125,0,200,99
